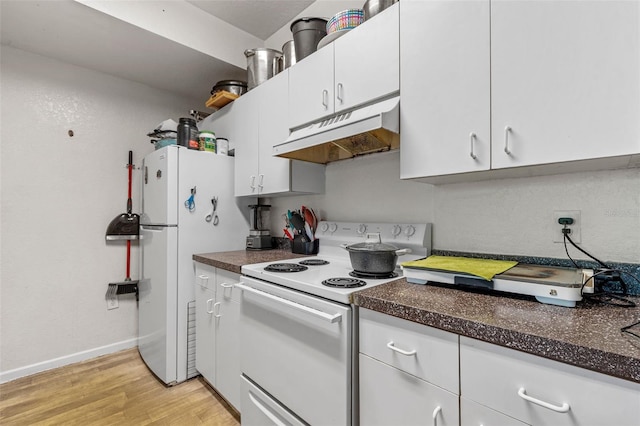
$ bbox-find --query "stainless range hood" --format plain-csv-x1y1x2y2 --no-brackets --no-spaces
273,96,400,164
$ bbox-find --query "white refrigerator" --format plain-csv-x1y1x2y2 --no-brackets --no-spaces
138,145,253,385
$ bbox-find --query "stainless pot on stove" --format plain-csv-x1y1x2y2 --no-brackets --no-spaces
342,238,411,274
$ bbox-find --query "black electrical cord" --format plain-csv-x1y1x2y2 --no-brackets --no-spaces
621,318,640,340
563,228,637,308
563,230,611,269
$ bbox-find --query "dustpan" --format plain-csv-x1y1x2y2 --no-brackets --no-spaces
106,151,139,240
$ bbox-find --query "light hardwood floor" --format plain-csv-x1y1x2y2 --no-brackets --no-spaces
0,348,240,425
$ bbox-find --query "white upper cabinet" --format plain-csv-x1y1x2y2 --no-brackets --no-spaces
288,46,335,128
203,70,325,197
257,70,303,195
333,3,400,114
400,0,491,179
401,0,640,182
229,90,260,197
491,0,640,169
288,3,400,129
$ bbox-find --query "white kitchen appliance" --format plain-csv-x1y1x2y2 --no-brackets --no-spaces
138,145,253,385
239,221,431,425
402,263,592,307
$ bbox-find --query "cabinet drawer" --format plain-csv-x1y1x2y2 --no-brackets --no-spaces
360,353,459,426
460,336,640,426
461,397,527,426
359,308,459,393
195,262,217,291
216,269,241,303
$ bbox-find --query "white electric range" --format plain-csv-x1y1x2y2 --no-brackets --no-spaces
242,221,431,304
237,221,431,426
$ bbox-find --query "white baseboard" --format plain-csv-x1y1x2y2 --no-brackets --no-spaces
0,338,138,384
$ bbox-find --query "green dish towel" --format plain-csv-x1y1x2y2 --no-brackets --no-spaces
401,255,518,281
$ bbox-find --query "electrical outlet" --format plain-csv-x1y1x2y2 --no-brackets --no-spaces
553,210,581,243
107,295,119,310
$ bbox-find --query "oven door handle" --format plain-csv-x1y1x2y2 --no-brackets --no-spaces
236,283,343,324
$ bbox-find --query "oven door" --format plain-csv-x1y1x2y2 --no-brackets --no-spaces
237,276,352,426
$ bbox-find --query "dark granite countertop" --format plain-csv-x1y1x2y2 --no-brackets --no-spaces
193,250,640,384
193,249,307,274
353,279,640,384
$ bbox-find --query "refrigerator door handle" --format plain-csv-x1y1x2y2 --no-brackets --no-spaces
140,224,175,231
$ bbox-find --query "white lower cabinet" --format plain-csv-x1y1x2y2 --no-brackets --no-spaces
360,353,459,426
359,308,460,425
214,268,242,411
194,262,242,412
460,336,640,426
359,309,640,426
460,397,528,426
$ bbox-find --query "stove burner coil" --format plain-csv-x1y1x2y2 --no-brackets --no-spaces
264,263,309,273
349,270,398,279
298,259,330,266
322,277,367,288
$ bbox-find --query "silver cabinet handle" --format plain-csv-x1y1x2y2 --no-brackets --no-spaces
213,302,222,318
220,282,234,289
258,174,264,189
322,89,329,110
432,406,442,426
236,283,342,323
517,387,570,413
250,175,256,191
386,341,417,356
504,126,512,155
470,132,478,160
206,298,214,314
337,83,344,104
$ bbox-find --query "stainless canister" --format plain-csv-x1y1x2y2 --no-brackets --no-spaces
282,40,296,69
244,48,283,91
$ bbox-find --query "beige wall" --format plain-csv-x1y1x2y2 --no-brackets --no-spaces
0,46,200,380
267,151,640,263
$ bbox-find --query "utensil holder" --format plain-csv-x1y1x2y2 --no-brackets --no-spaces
292,235,319,255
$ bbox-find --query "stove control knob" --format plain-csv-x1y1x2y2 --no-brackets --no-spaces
357,224,367,235
329,223,338,233
319,222,329,233
404,225,416,237
392,225,402,237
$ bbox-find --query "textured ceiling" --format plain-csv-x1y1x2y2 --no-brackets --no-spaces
187,0,315,40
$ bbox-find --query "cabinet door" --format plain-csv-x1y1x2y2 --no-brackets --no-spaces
216,297,241,411
359,308,459,394
232,91,260,197
491,0,640,169
461,397,528,426
215,270,242,411
194,274,216,386
257,70,292,195
288,45,334,129
400,0,490,179
359,353,459,426
334,2,399,114
460,336,640,426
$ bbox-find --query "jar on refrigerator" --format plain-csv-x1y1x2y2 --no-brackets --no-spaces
177,117,199,150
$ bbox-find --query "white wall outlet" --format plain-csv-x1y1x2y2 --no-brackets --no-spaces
553,210,581,243
107,295,119,310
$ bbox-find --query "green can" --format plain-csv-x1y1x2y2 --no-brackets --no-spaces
198,131,216,152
